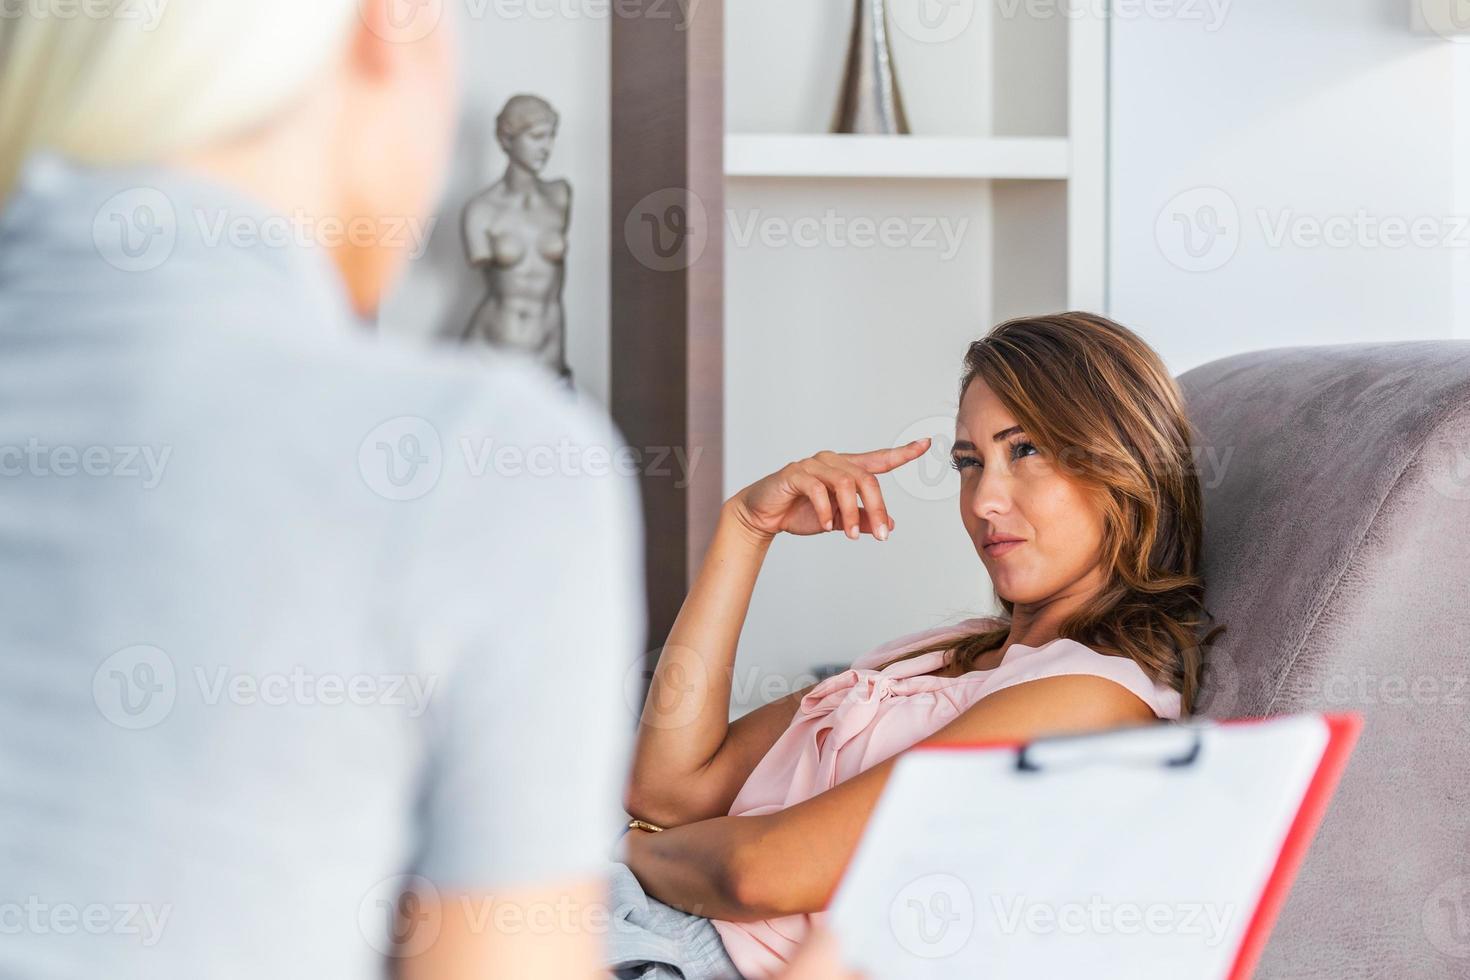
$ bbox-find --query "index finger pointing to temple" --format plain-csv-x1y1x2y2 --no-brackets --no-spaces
847,438,933,474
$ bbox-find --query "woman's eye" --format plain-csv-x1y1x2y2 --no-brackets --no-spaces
952,443,1036,471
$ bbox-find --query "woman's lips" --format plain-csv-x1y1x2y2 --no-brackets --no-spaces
983,539,1025,557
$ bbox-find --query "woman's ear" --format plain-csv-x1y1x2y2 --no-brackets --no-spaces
351,0,445,77
351,0,403,78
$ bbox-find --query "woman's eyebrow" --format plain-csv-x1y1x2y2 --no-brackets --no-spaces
951,426,1024,453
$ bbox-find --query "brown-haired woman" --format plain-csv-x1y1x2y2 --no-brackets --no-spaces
620,312,1225,979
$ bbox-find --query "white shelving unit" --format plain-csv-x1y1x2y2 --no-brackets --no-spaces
721,8,1108,309
1066,11,1109,312
725,134,1071,181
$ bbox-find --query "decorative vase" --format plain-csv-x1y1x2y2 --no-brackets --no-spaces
832,0,910,135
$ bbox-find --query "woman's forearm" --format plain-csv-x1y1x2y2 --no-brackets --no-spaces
621,817,768,922
626,501,773,820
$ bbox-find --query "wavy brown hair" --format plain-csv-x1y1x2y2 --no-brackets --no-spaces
879,312,1224,715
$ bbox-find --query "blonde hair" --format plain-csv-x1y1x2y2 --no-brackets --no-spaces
880,312,1225,715
0,0,360,197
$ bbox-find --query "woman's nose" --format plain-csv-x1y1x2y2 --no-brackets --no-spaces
966,466,1011,521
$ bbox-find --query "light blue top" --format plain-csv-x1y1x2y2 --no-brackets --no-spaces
0,153,644,977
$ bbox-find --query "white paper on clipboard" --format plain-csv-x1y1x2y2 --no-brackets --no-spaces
825,714,1332,980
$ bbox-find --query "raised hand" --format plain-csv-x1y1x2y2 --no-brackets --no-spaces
728,438,932,542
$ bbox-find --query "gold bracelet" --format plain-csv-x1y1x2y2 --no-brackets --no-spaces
627,818,666,834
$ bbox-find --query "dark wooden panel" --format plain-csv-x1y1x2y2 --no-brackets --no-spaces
610,2,725,655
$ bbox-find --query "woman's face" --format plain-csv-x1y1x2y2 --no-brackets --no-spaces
952,378,1109,606
503,120,556,172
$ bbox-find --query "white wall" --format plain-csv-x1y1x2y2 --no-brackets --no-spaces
378,3,613,406
1111,0,1470,373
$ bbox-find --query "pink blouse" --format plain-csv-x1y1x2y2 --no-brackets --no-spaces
708,616,1183,979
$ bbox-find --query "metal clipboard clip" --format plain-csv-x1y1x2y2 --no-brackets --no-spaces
1015,722,1206,774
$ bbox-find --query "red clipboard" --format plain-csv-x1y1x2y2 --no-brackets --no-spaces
1217,713,1362,980
831,711,1363,979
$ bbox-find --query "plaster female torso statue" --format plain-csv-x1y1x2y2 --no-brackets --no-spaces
462,94,572,382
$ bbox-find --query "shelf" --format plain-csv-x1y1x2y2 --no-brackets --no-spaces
725,134,1071,181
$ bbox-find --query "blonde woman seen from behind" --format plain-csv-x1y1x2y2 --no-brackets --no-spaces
0,3,867,978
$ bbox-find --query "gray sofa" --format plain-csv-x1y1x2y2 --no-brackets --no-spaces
1177,341,1470,979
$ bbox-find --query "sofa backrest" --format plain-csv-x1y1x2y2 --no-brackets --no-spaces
1178,340,1470,978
